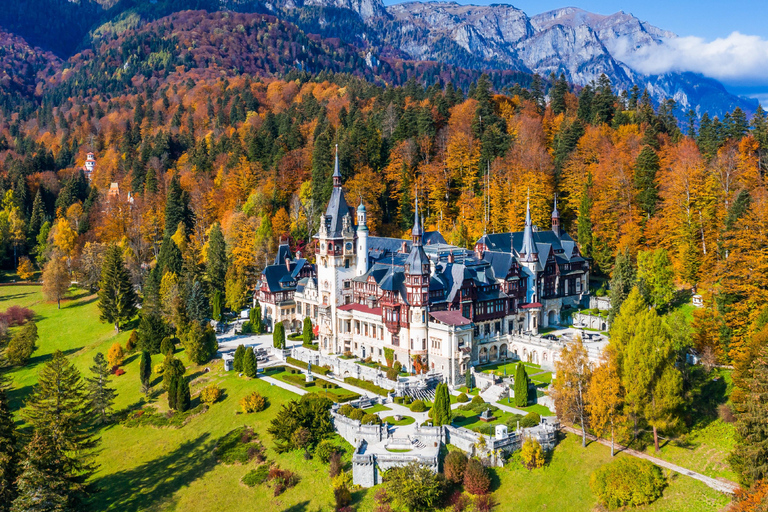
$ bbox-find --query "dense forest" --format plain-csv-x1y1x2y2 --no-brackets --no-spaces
0,9,766,375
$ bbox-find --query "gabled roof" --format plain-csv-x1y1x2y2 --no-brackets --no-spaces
430,310,472,326
274,243,292,265
324,186,352,239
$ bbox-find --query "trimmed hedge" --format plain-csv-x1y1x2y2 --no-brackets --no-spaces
590,457,666,509
286,356,330,375
343,377,390,396
280,372,316,388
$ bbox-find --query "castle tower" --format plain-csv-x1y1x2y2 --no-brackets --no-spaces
404,198,430,364
83,152,96,181
520,194,539,267
356,201,368,276
316,145,357,353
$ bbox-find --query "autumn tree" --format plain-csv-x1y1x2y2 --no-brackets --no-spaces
42,254,69,309
552,336,592,447
587,347,625,456
731,345,768,486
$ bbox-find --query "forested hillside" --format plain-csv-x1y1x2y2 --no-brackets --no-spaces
0,9,765,373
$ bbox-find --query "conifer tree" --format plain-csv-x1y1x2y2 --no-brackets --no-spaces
242,349,258,378
137,310,167,354
431,383,451,426
167,375,178,410
206,223,227,291
164,175,193,237
273,321,285,349
139,351,152,395
22,350,97,488
211,289,223,322
0,374,18,511
28,189,45,243
85,352,117,425
550,73,569,115
465,366,473,390
10,431,70,512
514,363,529,407
98,245,137,331
609,248,636,322
176,377,191,413
634,146,661,218
302,317,313,346
252,302,263,334
186,280,209,325
233,345,246,372
731,345,768,485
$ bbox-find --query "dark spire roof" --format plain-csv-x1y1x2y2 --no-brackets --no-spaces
411,196,423,243
332,144,341,187
521,192,538,262
552,193,560,219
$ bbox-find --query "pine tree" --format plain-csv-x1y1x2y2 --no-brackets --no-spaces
732,345,768,485
465,366,473,390
164,175,194,237
0,374,18,511
431,383,451,426
139,351,152,395
242,349,258,378
206,223,227,291
22,350,97,489
634,146,661,217
85,352,117,425
167,375,178,410
10,431,70,512
211,289,223,322
273,321,285,349
186,280,209,325
98,245,138,331
514,363,529,407
302,317,313,346
550,73,569,115
253,302,263,334
233,345,246,373
609,248,637,322
28,189,45,242
176,377,191,413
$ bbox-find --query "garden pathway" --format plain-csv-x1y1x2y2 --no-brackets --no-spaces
562,426,740,495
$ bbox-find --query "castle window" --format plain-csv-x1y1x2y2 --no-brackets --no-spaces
344,259,349,269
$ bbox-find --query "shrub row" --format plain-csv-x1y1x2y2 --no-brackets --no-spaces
343,377,391,396
286,356,330,375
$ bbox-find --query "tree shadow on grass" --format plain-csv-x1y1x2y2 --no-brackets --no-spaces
0,291,35,304
91,432,217,512
7,383,34,412
282,501,313,512
24,347,80,369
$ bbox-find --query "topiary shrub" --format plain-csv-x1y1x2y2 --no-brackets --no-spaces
349,408,365,421
240,392,268,413
361,413,380,425
200,384,222,405
590,457,666,509
338,404,354,417
463,458,491,495
386,367,399,381
393,360,402,373
520,411,541,428
410,400,427,412
457,392,469,403
471,395,485,405
160,336,176,355
444,451,468,484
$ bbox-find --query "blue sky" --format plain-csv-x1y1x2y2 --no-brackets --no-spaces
384,0,768,103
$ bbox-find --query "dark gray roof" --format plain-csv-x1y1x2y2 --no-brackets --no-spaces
424,231,446,245
324,186,352,239
479,229,576,257
274,243,292,265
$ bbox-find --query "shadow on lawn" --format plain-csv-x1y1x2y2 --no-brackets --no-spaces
92,432,217,512
0,291,35,304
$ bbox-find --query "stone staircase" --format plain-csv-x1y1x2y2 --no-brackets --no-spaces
480,384,508,404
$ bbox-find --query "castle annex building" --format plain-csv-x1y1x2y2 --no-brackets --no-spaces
257,149,590,385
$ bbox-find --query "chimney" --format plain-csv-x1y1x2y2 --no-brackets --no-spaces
285,258,291,271
296,250,301,259
448,251,455,263
401,241,408,253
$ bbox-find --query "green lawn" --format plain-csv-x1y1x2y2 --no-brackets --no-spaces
270,369,360,402
530,371,552,384
363,403,391,414
0,286,347,511
382,415,415,426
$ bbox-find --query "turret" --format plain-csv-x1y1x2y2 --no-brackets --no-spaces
356,201,368,276
412,197,423,246
552,193,560,237
520,193,538,264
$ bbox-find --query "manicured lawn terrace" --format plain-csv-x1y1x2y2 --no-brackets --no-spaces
382,415,415,426
1,285,734,511
360,360,409,376
268,367,361,403
363,404,391,414
477,361,541,376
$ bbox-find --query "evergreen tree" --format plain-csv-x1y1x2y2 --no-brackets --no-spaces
252,302,263,334
211,289,223,322
22,351,97,491
97,245,137,331
242,349,258,378
85,352,117,425
302,317,313,346
156,235,183,276
139,351,152,394
311,129,334,212
206,223,227,291
176,377,191,413
465,366,473,390
167,375,178,410
233,345,246,373
164,175,194,237
186,280,209,324
162,354,185,391
514,363,529,407
731,345,768,486
0,374,18,511
431,383,451,426
137,311,167,354
609,248,637,322
634,146,661,217
550,73,568,115
10,431,70,512
273,321,285,349
28,189,45,243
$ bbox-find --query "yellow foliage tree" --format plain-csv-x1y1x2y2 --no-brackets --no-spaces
17,256,35,280
107,342,125,367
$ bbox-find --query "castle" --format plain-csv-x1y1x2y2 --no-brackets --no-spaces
257,148,590,386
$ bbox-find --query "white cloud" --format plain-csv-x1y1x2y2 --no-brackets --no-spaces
613,32,768,86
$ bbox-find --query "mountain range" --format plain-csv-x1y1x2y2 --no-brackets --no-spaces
0,0,758,118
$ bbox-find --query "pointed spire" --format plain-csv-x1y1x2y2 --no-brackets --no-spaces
412,195,423,245
332,144,341,187
552,192,561,236
521,190,538,262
